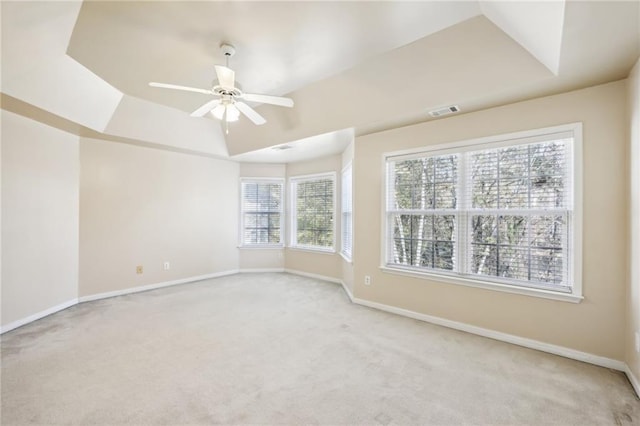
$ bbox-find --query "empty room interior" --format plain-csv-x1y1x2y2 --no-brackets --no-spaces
2,1,640,424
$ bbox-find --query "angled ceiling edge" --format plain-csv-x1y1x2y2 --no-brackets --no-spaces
479,0,565,75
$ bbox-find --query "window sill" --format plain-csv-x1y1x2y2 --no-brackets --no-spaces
339,252,353,264
288,246,336,255
379,266,583,303
238,244,284,250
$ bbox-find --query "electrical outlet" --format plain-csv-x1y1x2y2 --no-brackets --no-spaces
364,275,371,286
635,331,640,353
163,262,170,271
136,265,143,274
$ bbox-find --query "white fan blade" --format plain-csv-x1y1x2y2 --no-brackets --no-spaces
214,65,235,89
241,93,294,107
149,82,211,95
235,101,266,125
190,99,221,117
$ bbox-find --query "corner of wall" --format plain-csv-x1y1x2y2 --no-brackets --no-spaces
626,56,640,391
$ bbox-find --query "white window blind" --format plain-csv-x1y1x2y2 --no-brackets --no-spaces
341,164,353,259
385,125,579,295
387,154,458,271
240,179,283,246
291,173,335,251
465,140,571,287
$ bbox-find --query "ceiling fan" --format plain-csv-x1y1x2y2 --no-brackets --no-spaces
148,44,294,133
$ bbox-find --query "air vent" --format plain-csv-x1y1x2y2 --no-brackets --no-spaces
429,105,460,117
272,145,293,151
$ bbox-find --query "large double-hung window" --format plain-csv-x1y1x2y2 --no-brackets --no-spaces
384,124,582,301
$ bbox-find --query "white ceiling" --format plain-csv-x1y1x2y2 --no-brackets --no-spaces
67,1,481,113
1,1,639,163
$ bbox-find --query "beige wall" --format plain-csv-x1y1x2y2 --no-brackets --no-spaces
353,81,628,360
79,137,239,297
1,72,635,377
1,111,79,327
285,155,342,280
238,163,286,271
628,58,640,381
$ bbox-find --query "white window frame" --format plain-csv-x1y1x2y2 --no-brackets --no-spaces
290,172,336,253
341,163,353,262
381,123,583,303
239,177,285,249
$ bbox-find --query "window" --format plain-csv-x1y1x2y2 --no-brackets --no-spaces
384,124,582,301
341,164,353,260
290,173,335,251
240,179,283,247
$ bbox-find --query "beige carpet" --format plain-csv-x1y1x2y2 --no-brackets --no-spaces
1,272,638,425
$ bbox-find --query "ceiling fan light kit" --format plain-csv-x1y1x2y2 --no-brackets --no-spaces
212,103,240,122
148,43,294,133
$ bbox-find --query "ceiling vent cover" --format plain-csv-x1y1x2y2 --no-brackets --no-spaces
429,105,460,117
272,145,293,151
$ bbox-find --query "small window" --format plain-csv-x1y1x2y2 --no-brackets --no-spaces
341,164,353,260
384,123,582,300
240,179,284,247
290,173,335,251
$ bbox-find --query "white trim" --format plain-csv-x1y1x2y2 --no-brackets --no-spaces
381,155,389,271
340,162,353,260
238,244,284,250
288,171,337,182
380,266,583,303
2,270,637,400
625,365,640,398
239,268,285,273
384,123,580,160
240,177,286,182
286,246,336,255
339,251,353,264
1,298,78,334
571,124,583,299
341,161,353,175
284,268,342,284
78,270,239,303
339,280,355,302
352,296,625,372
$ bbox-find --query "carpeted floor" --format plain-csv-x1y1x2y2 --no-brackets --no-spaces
1,272,638,425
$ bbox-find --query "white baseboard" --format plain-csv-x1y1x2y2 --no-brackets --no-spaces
625,365,640,398
1,271,238,334
1,298,78,334
283,269,355,302
240,268,285,273
284,268,342,284
78,269,239,303
3,269,638,399
352,296,627,372
340,280,355,302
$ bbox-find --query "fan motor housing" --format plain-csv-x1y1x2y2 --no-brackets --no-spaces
220,43,235,57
